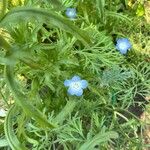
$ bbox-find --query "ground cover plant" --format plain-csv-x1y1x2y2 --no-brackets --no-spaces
0,0,150,149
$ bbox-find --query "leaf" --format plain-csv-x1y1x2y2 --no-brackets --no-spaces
106,11,131,23
136,3,145,17
101,66,132,87
22,130,39,146
96,0,105,21
54,100,77,124
4,105,27,150
78,131,118,150
0,7,91,46
5,65,56,129
0,28,55,129
0,57,15,65
0,139,9,147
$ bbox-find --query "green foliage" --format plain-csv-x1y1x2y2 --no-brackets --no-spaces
0,138,8,148
79,131,118,150
4,105,27,150
0,0,150,149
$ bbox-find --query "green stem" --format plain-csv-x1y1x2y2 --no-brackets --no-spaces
4,105,27,150
105,106,142,123
54,100,77,124
5,64,56,128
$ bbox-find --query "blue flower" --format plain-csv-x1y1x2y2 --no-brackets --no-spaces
64,75,88,96
65,8,77,19
116,38,132,54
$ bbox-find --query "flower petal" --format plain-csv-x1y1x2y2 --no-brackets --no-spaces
116,38,132,54
116,45,128,54
80,80,88,89
64,80,71,87
68,87,76,95
119,49,128,54
74,88,83,96
71,75,81,81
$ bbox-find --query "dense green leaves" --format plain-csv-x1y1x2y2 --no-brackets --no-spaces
5,65,56,128
0,7,91,46
0,0,149,149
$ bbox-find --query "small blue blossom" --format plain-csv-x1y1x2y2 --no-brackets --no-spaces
65,8,77,19
116,38,132,54
64,75,88,96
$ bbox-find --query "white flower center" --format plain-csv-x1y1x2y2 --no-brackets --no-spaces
71,82,81,90
119,42,127,49
68,11,75,16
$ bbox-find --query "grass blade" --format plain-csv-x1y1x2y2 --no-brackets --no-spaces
79,131,118,150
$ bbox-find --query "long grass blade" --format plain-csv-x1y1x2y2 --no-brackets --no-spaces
79,131,118,150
